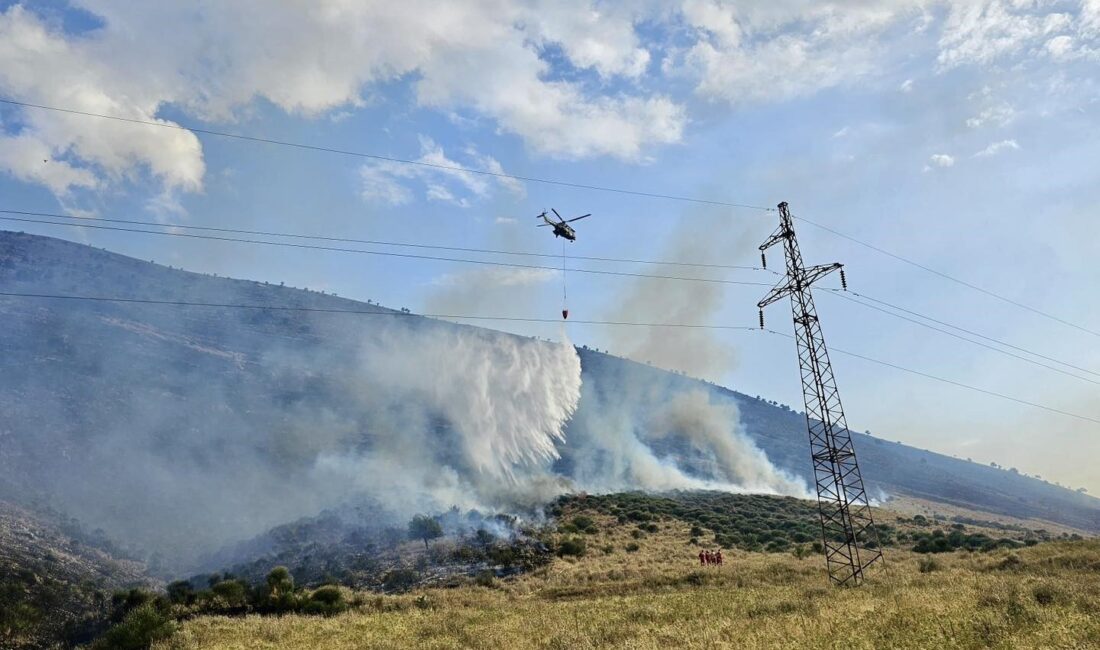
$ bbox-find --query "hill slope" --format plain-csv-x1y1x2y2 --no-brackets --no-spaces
0,230,1096,572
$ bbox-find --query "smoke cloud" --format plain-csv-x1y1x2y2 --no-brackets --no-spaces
602,209,757,381
0,233,807,574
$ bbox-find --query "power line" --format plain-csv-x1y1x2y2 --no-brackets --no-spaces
821,289,1100,386
6,98,1095,339
0,215,772,288
763,329,1100,426
0,291,759,330
0,98,773,212
792,213,1100,339
822,288,1100,379
2,288,1096,426
0,209,771,273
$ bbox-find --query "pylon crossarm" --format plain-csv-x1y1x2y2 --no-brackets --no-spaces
801,262,843,288
757,278,794,309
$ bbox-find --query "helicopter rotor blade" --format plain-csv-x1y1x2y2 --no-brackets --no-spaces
551,208,563,222
565,214,591,223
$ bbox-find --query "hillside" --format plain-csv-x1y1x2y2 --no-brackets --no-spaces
0,229,1097,576
0,499,152,649
161,495,1100,650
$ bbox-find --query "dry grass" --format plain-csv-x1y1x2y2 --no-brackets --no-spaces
159,513,1100,650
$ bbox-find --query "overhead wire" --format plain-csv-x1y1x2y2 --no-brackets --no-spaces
820,289,1100,386
1,288,1096,426
0,214,773,288
0,209,772,272
821,287,1100,379
762,329,1100,426
5,99,1097,341
0,291,761,330
792,212,1100,339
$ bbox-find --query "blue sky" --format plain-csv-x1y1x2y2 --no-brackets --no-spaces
2,0,1099,493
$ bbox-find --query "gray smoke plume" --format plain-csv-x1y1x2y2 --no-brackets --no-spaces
602,209,757,381
563,356,809,498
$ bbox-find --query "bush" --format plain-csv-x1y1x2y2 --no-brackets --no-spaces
475,570,496,587
303,586,347,616
382,568,421,592
556,537,587,558
625,542,640,553
165,580,195,605
209,580,249,608
92,604,175,650
571,515,598,534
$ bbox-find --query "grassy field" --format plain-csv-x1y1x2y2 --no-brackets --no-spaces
158,504,1100,650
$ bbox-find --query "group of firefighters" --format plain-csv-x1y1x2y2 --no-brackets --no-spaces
697,548,723,566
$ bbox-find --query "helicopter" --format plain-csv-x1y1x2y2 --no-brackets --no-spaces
536,208,591,241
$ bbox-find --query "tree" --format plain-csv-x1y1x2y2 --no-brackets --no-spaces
408,515,443,550
266,566,294,599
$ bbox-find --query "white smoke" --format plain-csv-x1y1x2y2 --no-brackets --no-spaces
645,390,809,497
563,360,810,499
311,322,582,515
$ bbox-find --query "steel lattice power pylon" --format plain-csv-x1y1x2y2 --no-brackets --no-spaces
757,202,883,586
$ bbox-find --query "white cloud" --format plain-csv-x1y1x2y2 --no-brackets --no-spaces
928,153,956,168
974,139,1020,157
5,0,1100,199
0,1,686,198
937,1,1078,69
966,103,1016,129
359,137,524,207
677,1,1100,105
495,216,518,225
0,5,205,194
359,165,414,206
678,1,926,104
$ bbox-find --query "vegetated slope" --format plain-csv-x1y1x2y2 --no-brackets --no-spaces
162,498,1100,650
0,229,1097,570
0,499,151,649
78,490,1080,649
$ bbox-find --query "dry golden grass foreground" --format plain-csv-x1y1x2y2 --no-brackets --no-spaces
159,511,1100,650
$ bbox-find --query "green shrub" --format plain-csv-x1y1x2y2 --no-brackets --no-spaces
571,515,598,534
92,604,175,650
165,580,194,605
209,580,249,608
625,542,640,553
556,537,587,558
382,568,420,592
304,586,347,616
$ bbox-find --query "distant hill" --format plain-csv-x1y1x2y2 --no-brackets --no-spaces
0,230,1096,574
